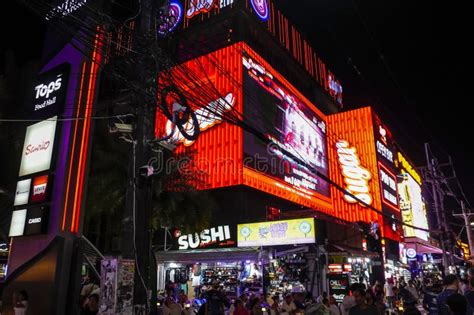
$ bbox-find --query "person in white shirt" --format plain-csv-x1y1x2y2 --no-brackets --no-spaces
328,296,341,315
384,279,395,307
281,295,297,315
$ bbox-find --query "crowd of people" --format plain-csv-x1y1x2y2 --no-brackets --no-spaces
159,274,474,315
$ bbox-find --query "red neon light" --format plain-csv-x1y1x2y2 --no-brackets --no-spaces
71,29,102,232
62,61,87,231
327,107,382,224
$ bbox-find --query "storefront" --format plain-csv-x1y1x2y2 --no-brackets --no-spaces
403,237,443,280
155,218,317,303
327,243,380,296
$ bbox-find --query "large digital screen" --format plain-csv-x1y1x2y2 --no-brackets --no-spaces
398,172,429,241
237,218,315,247
242,53,330,197
18,117,57,177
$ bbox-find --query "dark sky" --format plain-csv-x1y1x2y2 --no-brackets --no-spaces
1,1,471,205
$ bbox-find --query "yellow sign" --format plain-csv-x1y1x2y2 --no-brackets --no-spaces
237,218,315,247
396,152,422,185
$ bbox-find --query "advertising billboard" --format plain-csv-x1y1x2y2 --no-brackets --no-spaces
155,42,332,213
242,52,330,198
396,152,429,241
237,218,315,247
328,273,350,303
30,175,49,203
327,107,382,224
24,207,49,236
9,209,27,237
13,179,31,206
18,117,58,177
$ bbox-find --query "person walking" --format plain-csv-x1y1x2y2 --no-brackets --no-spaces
437,275,462,315
348,289,379,315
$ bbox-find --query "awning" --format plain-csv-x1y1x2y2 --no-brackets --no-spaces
327,243,380,258
404,238,443,255
154,247,266,264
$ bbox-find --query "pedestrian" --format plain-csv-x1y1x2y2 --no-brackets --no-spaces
201,282,229,315
384,278,395,308
348,288,379,315
81,293,99,315
234,299,250,315
406,280,419,301
422,283,442,315
13,290,28,315
341,283,365,315
446,293,469,315
465,276,474,308
437,274,461,315
305,298,330,315
251,297,264,315
281,294,297,315
328,296,341,315
270,295,281,315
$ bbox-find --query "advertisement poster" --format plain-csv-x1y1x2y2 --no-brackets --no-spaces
328,273,350,303
242,53,330,197
116,259,135,314
18,117,57,177
398,172,429,240
237,218,315,247
100,258,118,314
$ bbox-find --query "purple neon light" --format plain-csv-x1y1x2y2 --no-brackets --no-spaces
158,0,183,35
250,0,269,21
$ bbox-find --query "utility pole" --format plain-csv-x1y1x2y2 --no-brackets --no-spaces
121,0,159,313
453,201,474,260
424,143,450,269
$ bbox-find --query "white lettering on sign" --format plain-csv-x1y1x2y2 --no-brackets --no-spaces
165,93,235,146
336,140,372,206
28,217,42,224
187,0,215,18
46,0,87,20
376,140,393,163
380,169,396,190
35,77,62,99
220,0,234,8
33,183,47,196
178,225,231,250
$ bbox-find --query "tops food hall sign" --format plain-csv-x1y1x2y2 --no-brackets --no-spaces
29,63,70,119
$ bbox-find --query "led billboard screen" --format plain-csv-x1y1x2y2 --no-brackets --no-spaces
396,152,429,241
242,52,330,197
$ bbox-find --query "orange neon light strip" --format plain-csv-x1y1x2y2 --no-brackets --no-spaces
71,30,100,232
62,61,87,231
74,42,101,232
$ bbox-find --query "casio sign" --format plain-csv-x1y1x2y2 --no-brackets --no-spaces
28,217,42,224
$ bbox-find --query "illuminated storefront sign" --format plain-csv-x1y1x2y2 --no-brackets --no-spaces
237,218,315,247
19,117,57,177
406,248,417,259
46,0,87,20
328,273,350,303
378,163,398,211
14,179,31,206
176,225,236,250
336,140,372,206
24,207,49,236
250,0,269,21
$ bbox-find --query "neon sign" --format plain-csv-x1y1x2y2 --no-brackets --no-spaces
158,1,183,35
187,0,215,19
250,0,269,21
396,152,422,185
336,140,373,206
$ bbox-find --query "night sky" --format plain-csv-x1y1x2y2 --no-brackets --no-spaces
1,1,471,210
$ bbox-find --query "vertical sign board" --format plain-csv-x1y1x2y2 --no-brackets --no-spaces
100,257,135,315
328,273,350,303
8,62,70,238
372,113,401,242
395,150,429,241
